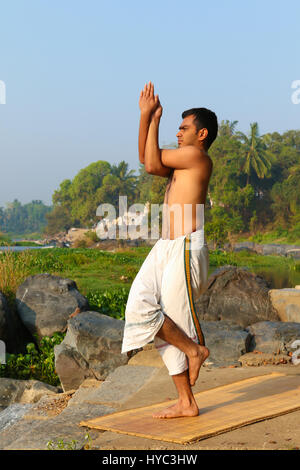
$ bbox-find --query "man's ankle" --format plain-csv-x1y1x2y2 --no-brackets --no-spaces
179,395,197,407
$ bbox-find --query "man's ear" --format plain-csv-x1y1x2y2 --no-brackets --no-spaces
197,127,208,143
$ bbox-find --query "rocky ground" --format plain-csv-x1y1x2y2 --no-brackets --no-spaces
1,346,300,451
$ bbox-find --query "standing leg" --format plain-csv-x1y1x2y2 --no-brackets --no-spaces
152,315,209,419
152,369,199,418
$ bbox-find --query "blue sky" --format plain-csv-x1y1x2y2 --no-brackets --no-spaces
0,0,299,208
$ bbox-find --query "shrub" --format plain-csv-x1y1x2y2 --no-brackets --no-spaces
0,332,65,386
86,288,129,320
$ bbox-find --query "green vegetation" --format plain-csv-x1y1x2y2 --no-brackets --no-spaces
47,433,93,450
87,288,129,320
0,332,65,386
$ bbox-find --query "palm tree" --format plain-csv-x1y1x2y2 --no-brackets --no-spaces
287,163,300,212
236,123,274,186
218,120,238,138
287,163,300,185
111,161,138,203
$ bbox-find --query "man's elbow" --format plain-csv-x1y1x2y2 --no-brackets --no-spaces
145,162,155,174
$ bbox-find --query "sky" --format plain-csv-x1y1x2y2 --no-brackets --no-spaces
0,0,299,208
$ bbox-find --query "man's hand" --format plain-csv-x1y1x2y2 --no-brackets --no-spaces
151,95,163,121
139,81,160,116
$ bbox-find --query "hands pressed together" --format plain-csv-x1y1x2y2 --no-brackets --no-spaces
139,81,162,120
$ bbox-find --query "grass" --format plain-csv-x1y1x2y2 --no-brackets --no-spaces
236,225,300,246
1,245,299,301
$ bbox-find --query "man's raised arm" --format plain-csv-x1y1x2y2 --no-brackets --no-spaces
143,82,172,177
138,82,153,165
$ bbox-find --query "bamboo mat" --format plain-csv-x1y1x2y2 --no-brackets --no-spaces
80,372,300,444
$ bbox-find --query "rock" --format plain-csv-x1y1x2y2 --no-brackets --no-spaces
200,321,252,366
227,242,300,257
246,321,300,354
54,312,128,391
0,294,6,338
233,246,257,254
0,292,33,354
0,403,107,450
0,404,33,432
232,242,257,254
0,378,60,407
286,249,300,260
15,273,90,340
259,244,288,256
54,343,95,392
238,352,292,367
69,365,158,407
55,241,69,248
269,288,300,322
195,266,280,328
233,241,256,251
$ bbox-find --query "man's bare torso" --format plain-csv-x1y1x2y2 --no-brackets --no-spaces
162,153,213,239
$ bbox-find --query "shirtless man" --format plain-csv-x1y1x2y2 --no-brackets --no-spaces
121,81,218,418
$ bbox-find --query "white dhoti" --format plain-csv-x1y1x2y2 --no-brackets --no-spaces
121,228,209,376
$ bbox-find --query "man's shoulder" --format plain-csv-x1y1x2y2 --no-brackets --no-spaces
184,146,212,166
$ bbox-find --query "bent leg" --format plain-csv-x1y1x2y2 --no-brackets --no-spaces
156,314,209,386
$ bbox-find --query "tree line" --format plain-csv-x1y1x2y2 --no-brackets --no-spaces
1,121,300,244
0,200,52,236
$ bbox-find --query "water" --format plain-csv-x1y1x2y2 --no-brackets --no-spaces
0,403,33,432
207,265,300,289
0,245,54,252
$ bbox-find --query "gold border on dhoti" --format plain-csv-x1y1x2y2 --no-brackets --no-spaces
184,235,205,346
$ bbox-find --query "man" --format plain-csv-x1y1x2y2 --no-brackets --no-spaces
121,82,218,418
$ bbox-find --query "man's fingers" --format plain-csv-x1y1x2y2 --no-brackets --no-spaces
146,81,151,97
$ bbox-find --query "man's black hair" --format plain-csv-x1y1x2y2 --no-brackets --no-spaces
182,107,218,149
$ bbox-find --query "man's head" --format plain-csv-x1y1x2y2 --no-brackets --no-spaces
177,108,218,150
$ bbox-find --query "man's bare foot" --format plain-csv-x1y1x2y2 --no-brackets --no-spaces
153,399,199,419
188,345,210,386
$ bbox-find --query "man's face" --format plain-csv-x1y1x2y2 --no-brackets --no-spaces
176,114,207,148
176,115,199,147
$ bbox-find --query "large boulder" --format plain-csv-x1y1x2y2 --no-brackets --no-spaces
246,321,300,354
15,274,89,340
54,312,128,391
195,266,280,328
0,292,33,354
201,320,251,366
269,288,300,322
